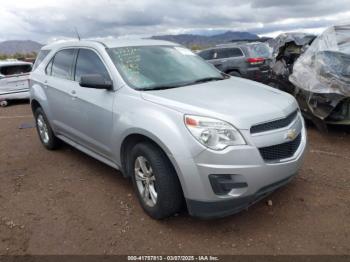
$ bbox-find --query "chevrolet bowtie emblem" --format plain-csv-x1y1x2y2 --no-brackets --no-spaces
286,129,297,140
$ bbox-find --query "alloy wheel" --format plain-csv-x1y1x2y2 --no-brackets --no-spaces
134,156,158,207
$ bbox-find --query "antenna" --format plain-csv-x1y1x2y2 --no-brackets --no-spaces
74,27,81,41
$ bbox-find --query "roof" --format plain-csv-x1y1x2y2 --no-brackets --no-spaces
216,42,268,47
199,41,268,52
42,39,178,50
0,60,32,67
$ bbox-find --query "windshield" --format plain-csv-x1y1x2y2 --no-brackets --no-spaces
248,43,271,58
108,46,224,90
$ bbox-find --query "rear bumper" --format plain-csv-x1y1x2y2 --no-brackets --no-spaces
242,68,270,83
186,174,296,219
0,89,30,100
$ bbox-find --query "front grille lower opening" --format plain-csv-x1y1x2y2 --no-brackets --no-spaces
259,134,302,162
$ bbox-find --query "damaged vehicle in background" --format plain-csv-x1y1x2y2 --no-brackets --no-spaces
198,42,272,84
268,25,350,130
0,60,32,107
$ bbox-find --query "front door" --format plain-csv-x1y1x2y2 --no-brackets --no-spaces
69,48,115,159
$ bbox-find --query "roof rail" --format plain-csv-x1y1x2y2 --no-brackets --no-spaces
84,39,108,48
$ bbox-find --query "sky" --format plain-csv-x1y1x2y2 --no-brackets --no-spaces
1,0,350,43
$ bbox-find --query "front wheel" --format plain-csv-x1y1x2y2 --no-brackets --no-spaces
129,142,183,219
34,107,61,150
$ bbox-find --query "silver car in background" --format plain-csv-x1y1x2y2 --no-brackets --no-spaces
0,60,32,106
30,39,307,219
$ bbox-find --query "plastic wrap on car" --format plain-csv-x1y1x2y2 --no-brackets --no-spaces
290,25,350,97
271,33,316,60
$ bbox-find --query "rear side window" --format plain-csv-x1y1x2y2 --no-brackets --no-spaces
0,64,32,76
33,50,50,70
215,48,243,59
51,49,75,80
74,49,110,82
198,50,214,60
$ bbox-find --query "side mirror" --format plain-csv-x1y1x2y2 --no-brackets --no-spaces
79,74,113,90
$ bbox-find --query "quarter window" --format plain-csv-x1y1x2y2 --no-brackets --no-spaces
74,49,110,82
33,50,50,70
51,49,75,80
45,59,53,75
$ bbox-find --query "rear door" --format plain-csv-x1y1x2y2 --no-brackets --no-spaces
69,48,115,158
211,48,244,72
45,48,79,138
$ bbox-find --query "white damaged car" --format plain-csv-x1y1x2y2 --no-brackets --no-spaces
0,60,32,106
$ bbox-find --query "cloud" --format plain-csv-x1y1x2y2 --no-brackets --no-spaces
0,0,350,43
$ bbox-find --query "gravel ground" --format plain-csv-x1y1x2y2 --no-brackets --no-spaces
0,103,349,255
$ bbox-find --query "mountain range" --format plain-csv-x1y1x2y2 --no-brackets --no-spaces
0,40,43,55
150,31,260,47
0,31,262,55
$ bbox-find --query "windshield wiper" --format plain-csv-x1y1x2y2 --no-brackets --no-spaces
138,84,184,91
191,76,225,84
138,76,225,91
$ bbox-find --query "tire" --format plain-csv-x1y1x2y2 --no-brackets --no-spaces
0,100,8,107
228,71,241,77
34,107,60,150
129,142,183,219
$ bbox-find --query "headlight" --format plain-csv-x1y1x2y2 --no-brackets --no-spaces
184,115,246,151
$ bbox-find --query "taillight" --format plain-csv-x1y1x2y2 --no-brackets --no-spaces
246,57,265,65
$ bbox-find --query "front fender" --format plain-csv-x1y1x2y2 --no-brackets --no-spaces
113,102,205,161
111,94,206,197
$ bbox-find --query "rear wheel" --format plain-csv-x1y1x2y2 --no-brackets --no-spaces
228,71,241,77
34,107,60,150
129,142,183,219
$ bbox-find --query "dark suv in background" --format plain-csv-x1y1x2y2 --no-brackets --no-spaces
198,42,272,83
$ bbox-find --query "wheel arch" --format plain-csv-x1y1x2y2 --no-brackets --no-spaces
226,69,241,75
120,132,175,178
31,99,42,113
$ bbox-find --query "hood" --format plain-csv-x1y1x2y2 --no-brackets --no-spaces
141,78,298,130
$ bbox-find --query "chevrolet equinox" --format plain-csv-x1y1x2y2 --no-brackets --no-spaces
30,39,307,219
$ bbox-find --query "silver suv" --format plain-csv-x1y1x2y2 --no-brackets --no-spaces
30,39,307,219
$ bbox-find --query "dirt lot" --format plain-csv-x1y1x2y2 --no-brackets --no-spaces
0,103,349,255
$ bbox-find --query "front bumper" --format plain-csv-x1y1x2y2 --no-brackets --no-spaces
187,174,296,219
173,114,307,219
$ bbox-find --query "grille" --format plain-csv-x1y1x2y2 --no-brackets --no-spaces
259,134,302,162
251,110,298,134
